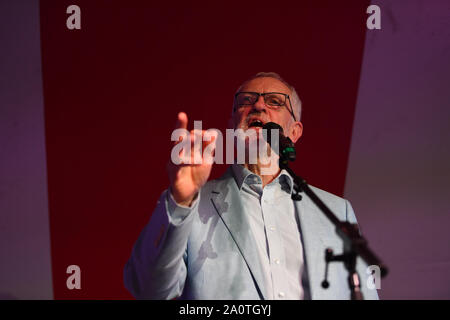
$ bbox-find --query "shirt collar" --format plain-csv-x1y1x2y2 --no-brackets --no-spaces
231,164,294,194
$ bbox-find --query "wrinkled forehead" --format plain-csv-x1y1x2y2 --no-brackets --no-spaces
238,77,292,95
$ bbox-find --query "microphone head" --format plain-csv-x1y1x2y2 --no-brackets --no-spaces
262,122,296,162
262,122,283,134
262,122,283,147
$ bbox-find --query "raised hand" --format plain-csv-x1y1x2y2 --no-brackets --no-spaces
167,112,216,207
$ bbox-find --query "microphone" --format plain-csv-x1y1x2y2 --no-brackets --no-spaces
262,122,296,162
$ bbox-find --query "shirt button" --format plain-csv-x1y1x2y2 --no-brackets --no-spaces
269,226,276,231
278,292,285,298
274,259,280,265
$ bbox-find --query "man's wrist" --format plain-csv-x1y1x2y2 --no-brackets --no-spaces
169,188,198,208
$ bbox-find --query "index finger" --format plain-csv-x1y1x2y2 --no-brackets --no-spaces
175,112,188,130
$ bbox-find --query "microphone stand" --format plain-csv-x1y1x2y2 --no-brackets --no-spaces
278,156,388,300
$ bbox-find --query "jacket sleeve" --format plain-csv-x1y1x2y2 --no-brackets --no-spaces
345,200,380,300
123,189,199,299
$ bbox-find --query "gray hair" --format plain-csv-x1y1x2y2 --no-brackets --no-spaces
234,72,302,121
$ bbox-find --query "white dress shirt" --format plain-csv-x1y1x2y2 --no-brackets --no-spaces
231,164,310,300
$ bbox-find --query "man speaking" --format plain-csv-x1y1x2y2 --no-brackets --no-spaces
123,72,379,300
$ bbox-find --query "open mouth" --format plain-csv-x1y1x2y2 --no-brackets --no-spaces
248,119,264,128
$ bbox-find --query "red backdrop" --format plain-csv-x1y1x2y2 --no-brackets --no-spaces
40,0,369,299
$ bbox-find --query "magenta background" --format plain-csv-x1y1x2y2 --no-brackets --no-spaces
344,0,450,299
0,0,53,299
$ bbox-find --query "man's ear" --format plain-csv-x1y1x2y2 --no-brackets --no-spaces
290,121,303,143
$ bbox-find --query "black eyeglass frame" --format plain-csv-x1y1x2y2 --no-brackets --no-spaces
234,91,297,122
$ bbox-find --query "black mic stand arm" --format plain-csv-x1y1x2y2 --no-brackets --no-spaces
279,160,388,300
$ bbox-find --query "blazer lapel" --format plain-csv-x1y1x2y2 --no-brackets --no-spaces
210,171,267,300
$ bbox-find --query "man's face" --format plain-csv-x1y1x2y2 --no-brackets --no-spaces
230,77,303,143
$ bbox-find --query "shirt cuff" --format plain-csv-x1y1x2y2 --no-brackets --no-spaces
166,189,200,225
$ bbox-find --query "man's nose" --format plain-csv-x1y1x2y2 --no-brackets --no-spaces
251,96,267,112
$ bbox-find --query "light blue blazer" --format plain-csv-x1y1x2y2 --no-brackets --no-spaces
124,167,379,300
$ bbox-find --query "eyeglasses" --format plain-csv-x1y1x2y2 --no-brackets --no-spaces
234,91,297,121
